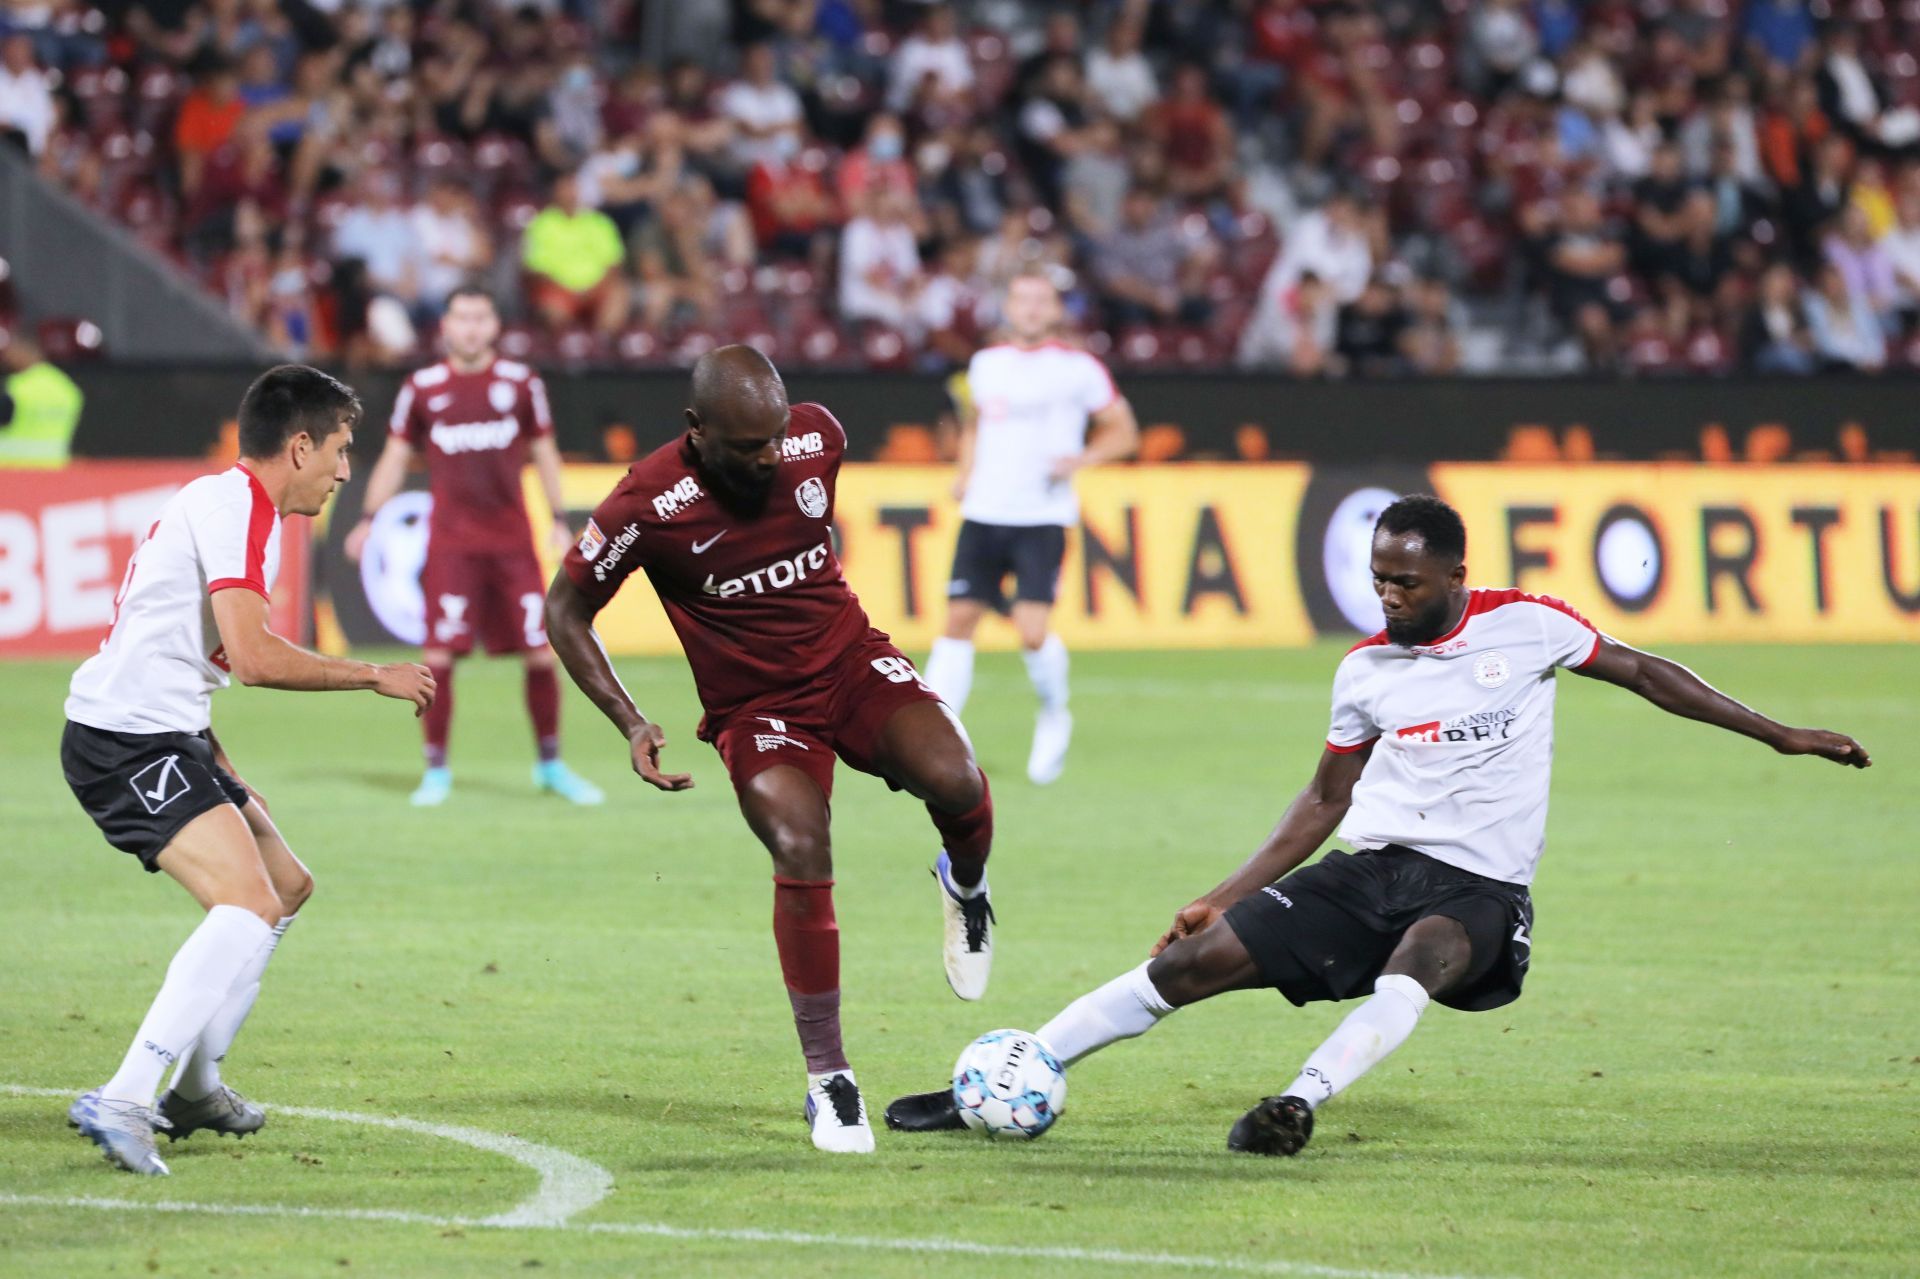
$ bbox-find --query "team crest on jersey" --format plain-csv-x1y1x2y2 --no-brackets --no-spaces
795,476,828,518
1473,650,1511,688
489,381,517,413
577,518,607,560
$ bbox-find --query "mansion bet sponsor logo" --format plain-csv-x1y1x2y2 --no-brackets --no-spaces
1394,705,1521,744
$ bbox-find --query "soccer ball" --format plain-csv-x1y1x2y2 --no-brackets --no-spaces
951,1029,1067,1140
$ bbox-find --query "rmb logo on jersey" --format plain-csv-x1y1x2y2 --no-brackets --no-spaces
1473,650,1512,688
781,431,826,461
577,518,607,560
128,754,189,815
592,522,641,582
652,476,703,520
489,380,517,413
795,477,829,519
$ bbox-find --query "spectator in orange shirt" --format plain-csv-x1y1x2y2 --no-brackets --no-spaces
174,59,245,200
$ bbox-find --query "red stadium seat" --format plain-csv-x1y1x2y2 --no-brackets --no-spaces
615,325,669,367
859,326,912,370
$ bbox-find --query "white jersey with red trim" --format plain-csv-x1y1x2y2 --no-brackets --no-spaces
1325,588,1603,886
66,465,282,735
960,341,1119,527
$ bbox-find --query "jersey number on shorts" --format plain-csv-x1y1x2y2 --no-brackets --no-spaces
520,592,547,648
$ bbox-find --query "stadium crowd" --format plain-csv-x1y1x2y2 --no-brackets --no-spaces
5,0,1920,374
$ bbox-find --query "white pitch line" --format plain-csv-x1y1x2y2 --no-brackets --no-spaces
2,1085,1506,1279
1,1084,611,1228
0,1194,1499,1279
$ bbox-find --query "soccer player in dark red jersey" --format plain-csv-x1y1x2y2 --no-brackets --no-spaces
546,345,996,1154
346,287,602,808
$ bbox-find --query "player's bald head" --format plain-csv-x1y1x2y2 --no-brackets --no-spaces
689,345,788,426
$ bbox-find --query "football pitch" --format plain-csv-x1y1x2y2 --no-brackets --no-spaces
1,643,1913,1279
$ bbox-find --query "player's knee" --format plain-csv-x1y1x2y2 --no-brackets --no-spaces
765,826,832,880
1145,938,1219,1008
925,757,985,813
279,869,314,916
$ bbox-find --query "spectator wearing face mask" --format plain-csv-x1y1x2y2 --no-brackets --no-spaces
837,113,915,212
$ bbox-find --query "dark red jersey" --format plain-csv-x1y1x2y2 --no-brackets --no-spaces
561,402,875,723
389,358,554,555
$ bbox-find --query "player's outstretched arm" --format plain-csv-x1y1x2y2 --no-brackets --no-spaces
1577,636,1870,768
1150,745,1372,955
342,436,413,562
209,589,435,714
544,572,693,791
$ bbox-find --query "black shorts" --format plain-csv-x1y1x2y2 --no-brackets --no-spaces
61,721,251,872
946,520,1068,611
1221,845,1534,1012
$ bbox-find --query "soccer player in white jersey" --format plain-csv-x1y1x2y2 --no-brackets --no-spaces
60,366,435,1175
922,269,1139,784
887,494,1870,1153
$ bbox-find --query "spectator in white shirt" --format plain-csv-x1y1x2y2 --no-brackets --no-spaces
410,177,492,314
1879,188,1920,313
888,4,975,115
334,169,422,311
0,33,55,156
720,41,804,169
839,186,924,330
1238,193,1373,366
1085,18,1157,124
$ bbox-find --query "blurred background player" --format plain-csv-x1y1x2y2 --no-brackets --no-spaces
346,287,602,808
889,495,1869,1154
61,366,434,1175
546,346,996,1154
922,269,1139,785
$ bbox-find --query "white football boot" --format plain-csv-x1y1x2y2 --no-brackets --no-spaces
1027,706,1073,785
934,851,993,1000
804,1070,875,1154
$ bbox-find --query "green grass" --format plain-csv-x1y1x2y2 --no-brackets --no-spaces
0,643,1914,1279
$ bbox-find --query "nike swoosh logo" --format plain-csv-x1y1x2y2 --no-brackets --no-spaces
691,530,728,554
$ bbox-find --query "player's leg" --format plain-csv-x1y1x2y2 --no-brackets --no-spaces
78,805,278,1174
414,549,473,805
866,697,996,999
923,521,1002,714
732,755,873,1154
884,916,1266,1132
1011,524,1071,784
497,556,604,804
163,797,311,1135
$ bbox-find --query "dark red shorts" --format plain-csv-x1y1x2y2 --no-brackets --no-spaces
704,633,944,801
421,547,549,656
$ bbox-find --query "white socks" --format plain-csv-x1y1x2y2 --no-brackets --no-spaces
1284,974,1430,1110
101,905,273,1107
1036,961,1176,1066
925,637,975,714
1023,634,1069,711
170,913,295,1101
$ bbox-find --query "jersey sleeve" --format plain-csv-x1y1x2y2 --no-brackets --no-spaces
389,377,423,446
525,372,554,438
1531,596,1602,669
560,474,649,606
1077,353,1120,415
793,401,848,452
192,493,274,599
1325,655,1379,753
